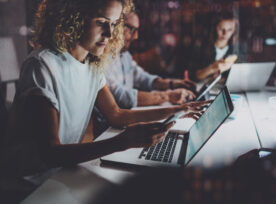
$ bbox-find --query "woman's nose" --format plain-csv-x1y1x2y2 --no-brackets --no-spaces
103,24,112,38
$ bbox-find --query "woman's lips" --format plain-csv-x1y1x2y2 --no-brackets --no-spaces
96,42,107,47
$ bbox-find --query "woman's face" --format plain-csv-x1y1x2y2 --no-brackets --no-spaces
216,19,236,43
80,0,122,56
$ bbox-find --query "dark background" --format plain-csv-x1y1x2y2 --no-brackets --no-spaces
0,0,275,81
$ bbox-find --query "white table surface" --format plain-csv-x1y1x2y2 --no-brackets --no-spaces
22,93,267,204
21,160,135,204
246,91,276,148
188,94,260,168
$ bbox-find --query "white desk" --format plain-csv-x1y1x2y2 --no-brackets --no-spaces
22,93,265,204
246,91,276,148
21,161,134,204
188,94,260,168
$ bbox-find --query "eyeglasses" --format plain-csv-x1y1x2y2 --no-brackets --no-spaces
124,23,139,35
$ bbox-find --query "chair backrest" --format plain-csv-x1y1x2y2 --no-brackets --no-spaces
0,82,8,147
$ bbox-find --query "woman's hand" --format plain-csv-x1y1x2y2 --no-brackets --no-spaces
208,60,222,74
197,59,233,81
210,59,233,74
219,60,234,73
179,100,211,120
167,88,196,104
119,122,174,149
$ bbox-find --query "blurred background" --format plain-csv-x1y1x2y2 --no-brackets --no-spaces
131,0,276,78
0,0,276,100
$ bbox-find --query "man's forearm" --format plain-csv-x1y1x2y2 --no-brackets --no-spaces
152,78,170,90
137,91,169,106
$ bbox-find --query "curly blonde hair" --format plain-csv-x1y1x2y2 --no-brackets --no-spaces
31,0,135,69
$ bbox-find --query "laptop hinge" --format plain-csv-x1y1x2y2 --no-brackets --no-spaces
177,133,189,167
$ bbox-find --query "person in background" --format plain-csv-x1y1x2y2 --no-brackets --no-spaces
187,11,247,81
106,11,197,109
1,0,208,184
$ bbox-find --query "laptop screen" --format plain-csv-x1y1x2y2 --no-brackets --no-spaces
226,62,275,92
184,87,233,165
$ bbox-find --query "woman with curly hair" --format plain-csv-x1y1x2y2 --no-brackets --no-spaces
3,0,208,179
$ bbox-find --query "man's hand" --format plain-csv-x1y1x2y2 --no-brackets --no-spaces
170,79,197,92
152,78,196,92
167,88,196,104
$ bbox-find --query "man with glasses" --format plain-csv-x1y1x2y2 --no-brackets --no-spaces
105,12,197,109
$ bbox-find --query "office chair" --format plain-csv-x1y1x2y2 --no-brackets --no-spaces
0,82,8,147
0,79,18,142
0,80,36,204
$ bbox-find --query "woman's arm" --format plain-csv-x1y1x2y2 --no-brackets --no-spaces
24,96,127,167
24,96,172,168
137,89,195,107
96,85,176,127
196,60,233,81
95,85,208,128
196,64,219,81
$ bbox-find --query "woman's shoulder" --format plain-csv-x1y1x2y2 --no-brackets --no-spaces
23,49,59,64
20,49,62,82
26,49,68,63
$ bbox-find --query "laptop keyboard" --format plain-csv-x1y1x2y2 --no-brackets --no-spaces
138,132,179,163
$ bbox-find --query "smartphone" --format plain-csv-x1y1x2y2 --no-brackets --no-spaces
162,111,185,125
258,148,274,158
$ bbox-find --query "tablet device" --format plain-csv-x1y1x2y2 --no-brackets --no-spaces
196,74,222,101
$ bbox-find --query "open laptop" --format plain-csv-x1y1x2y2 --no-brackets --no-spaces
226,62,275,92
100,86,233,168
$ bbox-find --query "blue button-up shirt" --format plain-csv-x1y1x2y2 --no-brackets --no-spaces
106,51,158,108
